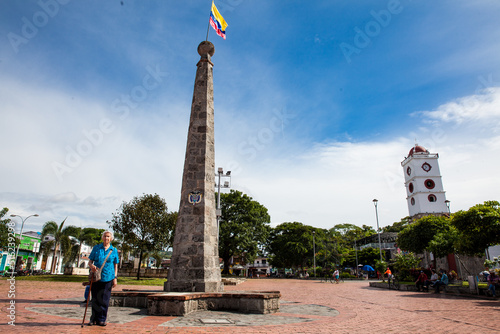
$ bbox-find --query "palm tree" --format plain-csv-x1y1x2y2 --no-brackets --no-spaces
41,217,68,274
60,235,80,267
62,226,95,267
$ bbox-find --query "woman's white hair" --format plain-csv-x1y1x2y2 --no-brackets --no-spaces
102,230,114,240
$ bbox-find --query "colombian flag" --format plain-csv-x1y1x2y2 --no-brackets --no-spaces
209,1,228,40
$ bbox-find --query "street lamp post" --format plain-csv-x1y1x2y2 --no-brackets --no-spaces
445,200,451,215
372,199,383,262
354,238,359,277
313,231,316,278
215,167,231,242
10,214,39,273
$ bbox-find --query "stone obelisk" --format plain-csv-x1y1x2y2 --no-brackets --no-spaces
165,41,223,292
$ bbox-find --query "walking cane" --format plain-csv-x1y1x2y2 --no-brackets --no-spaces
81,276,93,327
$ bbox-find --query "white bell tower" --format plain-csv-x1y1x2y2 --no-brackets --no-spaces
401,144,448,219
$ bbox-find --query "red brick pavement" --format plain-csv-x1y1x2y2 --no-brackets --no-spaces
1,278,499,334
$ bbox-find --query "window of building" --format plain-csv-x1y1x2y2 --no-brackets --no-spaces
428,194,437,202
411,197,415,205
424,179,435,189
409,183,414,193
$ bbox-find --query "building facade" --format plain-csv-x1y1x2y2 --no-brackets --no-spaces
401,144,448,220
0,231,41,272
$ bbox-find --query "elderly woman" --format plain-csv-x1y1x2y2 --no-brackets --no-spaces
88,231,119,326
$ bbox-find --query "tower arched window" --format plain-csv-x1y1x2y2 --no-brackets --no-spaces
409,183,414,193
424,179,435,189
411,197,415,206
428,194,437,202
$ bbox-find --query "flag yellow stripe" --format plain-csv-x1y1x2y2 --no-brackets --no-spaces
211,2,228,31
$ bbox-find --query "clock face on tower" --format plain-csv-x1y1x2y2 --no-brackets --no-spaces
421,162,432,172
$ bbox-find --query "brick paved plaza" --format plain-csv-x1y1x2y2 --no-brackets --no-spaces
1,278,498,334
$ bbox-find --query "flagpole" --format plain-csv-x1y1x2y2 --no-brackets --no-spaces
206,20,210,41
206,1,212,41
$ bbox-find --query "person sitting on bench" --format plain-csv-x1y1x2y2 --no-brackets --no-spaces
434,269,448,294
415,271,428,292
424,269,438,291
487,270,499,298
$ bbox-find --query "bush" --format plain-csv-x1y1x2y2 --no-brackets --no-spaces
374,260,388,279
393,251,420,281
340,272,355,279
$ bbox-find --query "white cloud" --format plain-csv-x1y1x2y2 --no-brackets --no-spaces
222,88,500,229
3,68,500,233
416,87,500,126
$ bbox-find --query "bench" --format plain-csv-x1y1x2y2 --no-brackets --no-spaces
111,290,281,316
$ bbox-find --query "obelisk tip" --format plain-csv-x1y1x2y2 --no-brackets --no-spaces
198,41,215,57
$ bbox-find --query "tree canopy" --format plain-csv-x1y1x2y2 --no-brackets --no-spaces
218,190,271,274
62,226,104,267
452,200,500,256
395,200,500,258
267,222,318,270
108,193,176,279
396,215,450,254
382,217,411,233
0,208,12,249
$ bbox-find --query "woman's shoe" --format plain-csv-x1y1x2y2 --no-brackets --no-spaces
97,321,107,326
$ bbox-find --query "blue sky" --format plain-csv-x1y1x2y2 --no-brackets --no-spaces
2,0,500,233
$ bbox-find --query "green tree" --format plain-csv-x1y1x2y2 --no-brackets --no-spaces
108,193,176,280
393,252,420,281
219,190,271,274
427,228,459,258
328,223,375,268
374,259,388,282
0,208,12,249
62,226,99,267
360,224,377,237
396,215,450,254
452,201,500,256
358,247,382,267
267,222,327,274
82,227,106,247
41,217,68,274
382,217,411,233
60,235,80,267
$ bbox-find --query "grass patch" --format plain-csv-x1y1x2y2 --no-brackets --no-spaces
1,275,165,286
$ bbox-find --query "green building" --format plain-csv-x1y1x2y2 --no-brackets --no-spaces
0,232,41,272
